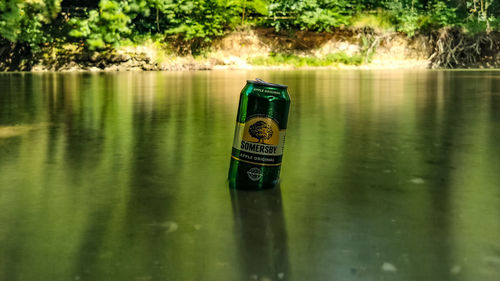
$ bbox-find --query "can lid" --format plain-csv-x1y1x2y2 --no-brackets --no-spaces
247,78,288,89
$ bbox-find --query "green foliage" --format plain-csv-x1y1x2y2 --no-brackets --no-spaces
381,0,458,36
0,0,62,49
69,0,131,50
3,0,500,59
463,0,500,32
267,0,358,32
127,0,244,40
429,1,457,27
245,0,269,17
383,0,421,36
351,11,394,31
160,0,241,40
68,0,244,51
249,52,364,66
360,34,377,62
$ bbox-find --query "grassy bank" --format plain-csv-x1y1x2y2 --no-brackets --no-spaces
3,26,500,71
248,52,365,67
1,27,432,71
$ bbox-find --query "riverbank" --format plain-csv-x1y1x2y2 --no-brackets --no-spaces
1,27,499,71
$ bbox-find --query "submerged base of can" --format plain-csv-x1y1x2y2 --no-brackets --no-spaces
228,158,281,190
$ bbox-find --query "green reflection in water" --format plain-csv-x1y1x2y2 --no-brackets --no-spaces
0,70,500,281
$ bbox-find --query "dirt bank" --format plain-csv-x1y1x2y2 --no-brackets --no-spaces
1,27,499,71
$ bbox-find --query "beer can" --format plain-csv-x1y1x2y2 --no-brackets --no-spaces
228,78,291,189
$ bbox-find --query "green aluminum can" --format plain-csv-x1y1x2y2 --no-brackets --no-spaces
228,79,291,190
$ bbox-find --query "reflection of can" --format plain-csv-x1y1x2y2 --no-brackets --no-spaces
230,188,290,278
228,79,291,190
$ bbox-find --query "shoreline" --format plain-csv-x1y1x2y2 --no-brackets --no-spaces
2,28,500,72
27,60,431,72
30,63,500,72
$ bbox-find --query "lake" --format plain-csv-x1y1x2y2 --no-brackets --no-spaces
1,70,500,281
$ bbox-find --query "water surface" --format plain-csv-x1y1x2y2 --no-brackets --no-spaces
1,70,500,281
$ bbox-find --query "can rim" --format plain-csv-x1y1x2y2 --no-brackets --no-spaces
247,78,288,89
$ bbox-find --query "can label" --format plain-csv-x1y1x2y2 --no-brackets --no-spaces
231,115,286,166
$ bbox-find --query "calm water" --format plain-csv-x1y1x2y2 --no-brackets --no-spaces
1,70,500,281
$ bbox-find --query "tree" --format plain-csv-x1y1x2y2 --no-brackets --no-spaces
0,0,62,49
249,121,273,144
68,0,131,50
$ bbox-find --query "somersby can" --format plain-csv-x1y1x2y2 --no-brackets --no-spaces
228,79,291,190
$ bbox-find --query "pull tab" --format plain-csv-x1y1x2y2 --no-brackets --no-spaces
255,78,266,83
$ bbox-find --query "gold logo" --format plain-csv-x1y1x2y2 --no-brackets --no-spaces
242,117,280,145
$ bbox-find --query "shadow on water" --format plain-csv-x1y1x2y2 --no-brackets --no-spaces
230,186,290,281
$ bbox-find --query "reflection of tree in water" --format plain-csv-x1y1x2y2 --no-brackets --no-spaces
249,121,273,143
67,74,176,281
